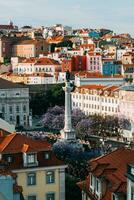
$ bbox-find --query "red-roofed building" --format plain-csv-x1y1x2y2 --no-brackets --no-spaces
0,133,66,200
77,148,134,200
0,21,18,33
62,56,86,72
71,84,120,116
12,39,50,58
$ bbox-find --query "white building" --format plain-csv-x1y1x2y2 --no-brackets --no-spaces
25,73,55,85
71,85,120,116
13,57,61,77
74,72,124,87
0,78,30,127
116,48,132,61
119,85,134,140
119,85,134,123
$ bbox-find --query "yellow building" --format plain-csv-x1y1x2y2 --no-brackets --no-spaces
0,133,67,200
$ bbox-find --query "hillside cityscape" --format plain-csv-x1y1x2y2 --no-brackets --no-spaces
0,15,134,200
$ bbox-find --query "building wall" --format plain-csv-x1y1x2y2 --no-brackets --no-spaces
75,76,124,87
119,90,134,122
86,54,102,73
72,56,87,71
0,176,14,200
14,167,63,200
72,90,119,116
102,61,122,76
127,179,134,200
0,175,20,200
0,88,30,127
12,44,35,58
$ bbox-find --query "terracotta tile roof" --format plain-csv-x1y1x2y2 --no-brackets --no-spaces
35,58,60,65
74,85,120,96
21,58,36,64
90,148,134,190
0,133,51,153
0,134,65,170
80,44,95,48
0,168,16,178
46,36,64,43
75,71,123,78
0,134,16,152
78,148,134,199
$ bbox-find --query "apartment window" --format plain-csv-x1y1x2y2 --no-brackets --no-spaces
23,105,26,112
44,152,50,160
46,171,55,184
9,106,12,114
96,179,99,192
5,155,13,163
90,174,93,187
1,93,5,97
16,105,19,113
23,115,26,121
46,193,55,200
27,153,36,164
112,194,117,200
27,173,36,185
27,195,36,200
131,186,134,200
10,115,13,122
2,105,5,113
16,92,20,96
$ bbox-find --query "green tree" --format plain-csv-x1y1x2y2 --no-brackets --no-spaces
65,175,82,200
30,84,65,116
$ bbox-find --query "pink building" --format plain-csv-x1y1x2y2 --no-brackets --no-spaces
86,53,102,73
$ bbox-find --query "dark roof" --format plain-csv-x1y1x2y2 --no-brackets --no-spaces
0,133,51,153
0,133,65,170
0,78,27,89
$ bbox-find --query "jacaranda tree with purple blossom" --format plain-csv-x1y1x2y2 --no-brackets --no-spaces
42,106,91,137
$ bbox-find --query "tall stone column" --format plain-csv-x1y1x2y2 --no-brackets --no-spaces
60,81,76,140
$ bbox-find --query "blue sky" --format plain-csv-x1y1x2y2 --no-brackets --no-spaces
0,0,134,36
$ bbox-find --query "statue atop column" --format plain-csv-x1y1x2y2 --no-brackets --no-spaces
66,70,70,82
60,71,76,140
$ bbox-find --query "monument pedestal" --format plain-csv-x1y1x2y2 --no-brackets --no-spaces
60,129,76,141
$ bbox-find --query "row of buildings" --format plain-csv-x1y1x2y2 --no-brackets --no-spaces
71,84,134,140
